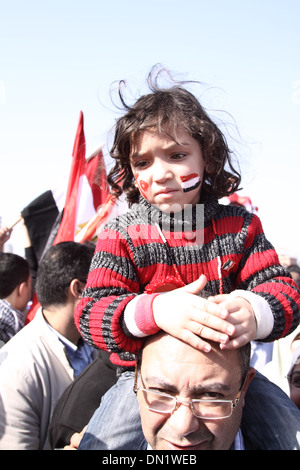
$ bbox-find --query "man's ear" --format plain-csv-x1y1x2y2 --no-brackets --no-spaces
69,279,84,299
17,281,27,297
14,277,32,310
18,278,31,298
241,367,256,405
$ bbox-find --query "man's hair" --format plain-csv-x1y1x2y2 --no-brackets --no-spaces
288,264,300,275
0,252,30,298
35,241,94,308
237,342,251,378
108,66,241,206
287,264,300,288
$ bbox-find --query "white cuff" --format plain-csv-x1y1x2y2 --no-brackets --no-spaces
229,290,274,340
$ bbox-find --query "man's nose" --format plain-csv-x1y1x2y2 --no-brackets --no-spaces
168,401,201,436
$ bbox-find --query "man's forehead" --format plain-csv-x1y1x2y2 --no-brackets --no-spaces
141,334,241,379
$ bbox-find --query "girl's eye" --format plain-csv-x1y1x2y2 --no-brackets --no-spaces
133,160,149,169
171,153,186,160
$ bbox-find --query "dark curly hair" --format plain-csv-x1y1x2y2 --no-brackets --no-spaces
108,67,241,206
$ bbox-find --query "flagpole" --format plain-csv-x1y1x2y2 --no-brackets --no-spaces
8,215,22,230
75,194,116,243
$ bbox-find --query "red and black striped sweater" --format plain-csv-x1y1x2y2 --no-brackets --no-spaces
75,193,300,367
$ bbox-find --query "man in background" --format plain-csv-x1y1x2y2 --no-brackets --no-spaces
0,241,96,449
0,252,31,345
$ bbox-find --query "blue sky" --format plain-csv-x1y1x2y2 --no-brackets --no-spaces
1,0,300,260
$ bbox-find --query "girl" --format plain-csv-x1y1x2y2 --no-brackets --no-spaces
75,68,300,449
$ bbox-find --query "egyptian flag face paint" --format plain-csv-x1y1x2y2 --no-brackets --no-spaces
180,173,201,193
135,173,148,199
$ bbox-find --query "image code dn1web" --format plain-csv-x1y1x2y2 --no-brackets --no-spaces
145,454,197,465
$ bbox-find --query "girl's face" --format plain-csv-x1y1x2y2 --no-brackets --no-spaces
130,128,205,213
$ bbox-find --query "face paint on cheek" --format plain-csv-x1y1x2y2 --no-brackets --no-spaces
135,173,149,199
139,180,149,199
180,173,201,193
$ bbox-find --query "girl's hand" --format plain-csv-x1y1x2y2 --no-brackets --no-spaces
208,294,257,348
152,275,236,352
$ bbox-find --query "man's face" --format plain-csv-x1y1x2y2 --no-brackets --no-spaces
137,335,254,450
289,362,300,409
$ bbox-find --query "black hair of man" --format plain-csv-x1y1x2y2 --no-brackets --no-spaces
0,253,30,298
35,241,94,308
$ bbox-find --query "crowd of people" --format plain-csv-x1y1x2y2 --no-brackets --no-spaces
0,67,300,451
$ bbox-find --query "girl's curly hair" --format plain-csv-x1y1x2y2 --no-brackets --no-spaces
108,67,241,206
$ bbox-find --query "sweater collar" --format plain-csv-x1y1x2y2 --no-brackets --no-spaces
136,192,219,231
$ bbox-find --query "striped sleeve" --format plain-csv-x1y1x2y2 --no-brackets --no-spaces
235,214,300,341
74,222,145,354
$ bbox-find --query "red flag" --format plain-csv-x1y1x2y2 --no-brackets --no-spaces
75,171,125,243
26,112,109,323
74,148,109,239
75,193,116,243
84,148,108,211
54,111,86,244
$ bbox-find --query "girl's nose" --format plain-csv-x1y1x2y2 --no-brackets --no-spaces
153,159,173,182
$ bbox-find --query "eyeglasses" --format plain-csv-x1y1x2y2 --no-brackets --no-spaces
134,368,247,420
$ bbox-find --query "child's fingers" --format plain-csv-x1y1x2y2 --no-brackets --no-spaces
180,274,207,295
208,294,232,314
194,296,230,320
192,300,235,333
208,294,228,303
220,332,251,349
180,329,215,353
189,321,231,346
220,313,256,348
185,305,236,349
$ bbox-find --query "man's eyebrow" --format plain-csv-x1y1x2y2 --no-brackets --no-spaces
143,377,232,394
192,383,232,394
143,377,179,393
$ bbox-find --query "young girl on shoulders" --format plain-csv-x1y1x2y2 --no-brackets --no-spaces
75,67,300,450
